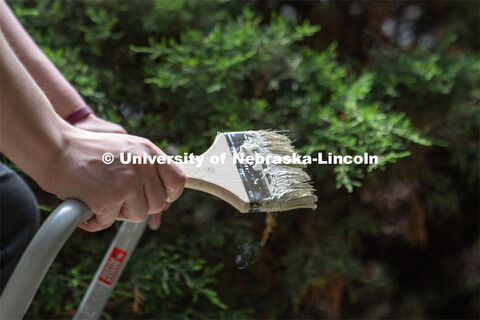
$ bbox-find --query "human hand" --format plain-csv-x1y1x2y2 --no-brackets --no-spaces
38,128,185,232
73,114,167,230
73,114,127,134
73,114,169,230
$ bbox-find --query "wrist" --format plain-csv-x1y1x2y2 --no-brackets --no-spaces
74,113,97,124
64,105,95,124
32,120,82,193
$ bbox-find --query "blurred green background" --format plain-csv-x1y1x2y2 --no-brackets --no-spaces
7,0,479,318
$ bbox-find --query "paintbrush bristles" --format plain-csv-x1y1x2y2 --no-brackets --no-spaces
244,130,317,211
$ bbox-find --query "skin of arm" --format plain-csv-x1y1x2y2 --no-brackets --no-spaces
0,0,125,134
0,31,185,232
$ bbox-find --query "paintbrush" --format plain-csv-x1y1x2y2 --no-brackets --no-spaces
178,130,317,213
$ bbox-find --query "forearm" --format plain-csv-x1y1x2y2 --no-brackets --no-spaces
0,31,73,186
0,0,84,118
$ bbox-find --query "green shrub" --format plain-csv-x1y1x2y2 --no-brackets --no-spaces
132,9,431,192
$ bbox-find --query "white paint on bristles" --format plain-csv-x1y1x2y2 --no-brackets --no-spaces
242,130,317,211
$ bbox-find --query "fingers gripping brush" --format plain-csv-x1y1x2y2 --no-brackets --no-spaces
179,130,317,212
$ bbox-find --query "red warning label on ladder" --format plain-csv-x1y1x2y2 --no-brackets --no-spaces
98,246,127,286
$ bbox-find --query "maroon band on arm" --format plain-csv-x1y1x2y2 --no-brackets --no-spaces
64,105,95,124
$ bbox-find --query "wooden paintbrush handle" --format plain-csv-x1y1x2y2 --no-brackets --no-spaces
176,133,250,213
